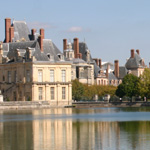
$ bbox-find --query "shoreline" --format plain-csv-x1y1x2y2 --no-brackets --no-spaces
1,101,150,110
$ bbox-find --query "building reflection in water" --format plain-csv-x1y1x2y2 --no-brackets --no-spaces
32,108,73,150
1,109,150,150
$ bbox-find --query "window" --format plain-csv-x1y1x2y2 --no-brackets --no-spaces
38,70,43,82
61,70,66,82
26,70,30,82
38,87,43,100
50,70,54,82
14,71,17,82
8,71,11,83
50,87,55,100
62,87,66,99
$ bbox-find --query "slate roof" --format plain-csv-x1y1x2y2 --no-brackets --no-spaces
43,39,63,61
125,53,145,69
108,72,118,81
119,66,128,79
13,21,30,42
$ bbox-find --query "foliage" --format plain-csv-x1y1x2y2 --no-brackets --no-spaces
116,74,139,98
72,79,117,101
109,95,120,102
138,68,150,98
72,79,84,101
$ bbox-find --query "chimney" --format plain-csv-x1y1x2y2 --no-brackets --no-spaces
9,27,14,42
114,60,119,78
40,28,45,39
5,18,11,43
38,29,45,52
99,59,102,69
74,38,79,58
136,49,139,55
131,49,135,58
106,64,110,78
96,58,99,66
63,39,67,52
38,36,43,52
31,29,36,40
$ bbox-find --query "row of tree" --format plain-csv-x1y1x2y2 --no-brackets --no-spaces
116,68,150,99
72,68,150,101
72,79,117,101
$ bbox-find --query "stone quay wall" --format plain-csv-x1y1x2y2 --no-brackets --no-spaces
72,101,150,108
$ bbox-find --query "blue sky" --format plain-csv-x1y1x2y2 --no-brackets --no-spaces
1,0,150,65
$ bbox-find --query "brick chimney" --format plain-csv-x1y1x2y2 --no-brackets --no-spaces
63,39,67,52
74,38,79,58
38,36,43,52
131,49,135,58
38,29,45,52
31,29,36,40
136,49,139,55
5,18,11,43
106,64,110,78
40,28,45,39
9,27,14,42
96,58,99,66
99,59,102,69
114,60,119,78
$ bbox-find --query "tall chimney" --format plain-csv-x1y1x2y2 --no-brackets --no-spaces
5,18,11,43
63,39,67,52
106,64,110,78
38,29,45,52
74,38,79,58
31,29,36,40
131,49,135,58
99,59,102,69
96,58,99,66
136,49,139,55
38,36,43,52
114,60,119,78
40,28,45,39
9,27,14,42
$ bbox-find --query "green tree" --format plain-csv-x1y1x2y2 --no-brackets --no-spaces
138,68,150,98
116,74,139,98
72,79,84,101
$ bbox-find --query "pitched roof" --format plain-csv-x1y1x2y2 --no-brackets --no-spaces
125,53,145,69
13,21,30,42
119,66,128,79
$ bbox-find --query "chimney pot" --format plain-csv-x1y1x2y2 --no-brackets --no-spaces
38,36,43,52
40,28,45,39
63,39,67,52
5,18,11,43
114,60,119,78
136,49,140,55
73,38,79,58
9,27,14,42
131,49,135,58
99,59,102,69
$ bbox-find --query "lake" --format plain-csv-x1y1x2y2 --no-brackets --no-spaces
1,107,150,150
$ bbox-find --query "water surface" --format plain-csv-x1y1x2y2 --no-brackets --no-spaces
0,107,150,150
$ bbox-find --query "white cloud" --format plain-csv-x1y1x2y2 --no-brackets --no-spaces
28,21,56,29
66,26,91,33
67,26,83,32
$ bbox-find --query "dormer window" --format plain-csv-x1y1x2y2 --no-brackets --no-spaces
47,53,50,59
58,54,61,59
57,54,64,60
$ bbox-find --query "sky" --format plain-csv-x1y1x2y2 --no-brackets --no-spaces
1,0,150,65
